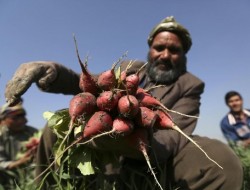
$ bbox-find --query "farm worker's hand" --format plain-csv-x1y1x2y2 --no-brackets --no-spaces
86,128,152,160
5,61,58,105
7,149,34,169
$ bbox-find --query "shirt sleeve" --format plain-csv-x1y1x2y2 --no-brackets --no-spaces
0,140,12,168
37,63,82,95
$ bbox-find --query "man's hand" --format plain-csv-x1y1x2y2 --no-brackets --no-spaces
5,61,58,105
7,149,34,169
86,128,151,160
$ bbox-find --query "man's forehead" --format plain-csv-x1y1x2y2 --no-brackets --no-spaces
151,31,183,47
229,95,242,101
147,16,192,53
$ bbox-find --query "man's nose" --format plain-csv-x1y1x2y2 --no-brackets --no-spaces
160,49,170,60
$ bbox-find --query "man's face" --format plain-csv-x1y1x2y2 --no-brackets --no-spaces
147,31,187,84
4,113,27,132
227,95,243,113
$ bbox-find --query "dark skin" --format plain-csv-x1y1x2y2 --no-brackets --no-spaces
149,31,185,71
147,31,187,84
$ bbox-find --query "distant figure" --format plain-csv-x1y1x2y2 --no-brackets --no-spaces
220,91,250,147
220,91,250,189
0,102,39,189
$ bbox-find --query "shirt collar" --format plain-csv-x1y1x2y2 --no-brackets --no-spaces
228,109,250,125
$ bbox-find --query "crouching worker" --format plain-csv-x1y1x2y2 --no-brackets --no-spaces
0,102,38,189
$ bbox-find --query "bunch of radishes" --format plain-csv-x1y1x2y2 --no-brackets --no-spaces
60,38,182,189
38,38,222,189
68,36,177,143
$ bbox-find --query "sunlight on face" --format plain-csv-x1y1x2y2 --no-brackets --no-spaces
147,31,186,84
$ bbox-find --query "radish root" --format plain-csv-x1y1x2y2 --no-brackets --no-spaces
78,130,115,145
159,102,199,119
172,124,223,169
139,139,164,190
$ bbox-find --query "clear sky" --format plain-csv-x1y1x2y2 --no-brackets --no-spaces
0,0,249,143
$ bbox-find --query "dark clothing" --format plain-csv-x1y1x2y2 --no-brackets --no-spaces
119,136,242,190
0,125,38,189
0,125,37,168
36,60,243,189
125,61,204,160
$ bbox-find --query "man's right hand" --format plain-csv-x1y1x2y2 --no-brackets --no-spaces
7,149,34,169
5,61,58,105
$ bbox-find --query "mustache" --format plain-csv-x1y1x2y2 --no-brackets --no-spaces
156,59,172,66
150,59,174,70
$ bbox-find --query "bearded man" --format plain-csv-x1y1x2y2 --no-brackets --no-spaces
5,16,243,189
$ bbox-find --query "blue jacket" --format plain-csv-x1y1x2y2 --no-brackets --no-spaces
220,109,250,142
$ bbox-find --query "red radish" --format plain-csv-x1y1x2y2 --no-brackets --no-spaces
97,68,117,91
112,117,134,136
78,58,99,95
96,91,119,112
69,92,97,122
73,35,99,95
124,73,140,95
136,88,160,109
136,88,199,118
97,53,127,91
135,106,158,128
78,116,135,145
83,111,113,138
154,109,174,129
117,95,139,118
57,92,97,160
124,128,164,190
121,62,147,95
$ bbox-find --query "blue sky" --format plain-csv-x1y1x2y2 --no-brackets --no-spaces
0,0,249,143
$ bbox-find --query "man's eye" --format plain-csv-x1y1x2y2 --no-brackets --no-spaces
169,47,181,53
154,46,165,52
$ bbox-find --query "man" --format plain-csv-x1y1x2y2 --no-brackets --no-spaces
0,102,38,188
221,91,250,147
5,16,243,189
220,91,250,189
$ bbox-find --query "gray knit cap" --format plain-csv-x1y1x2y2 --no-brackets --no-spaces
147,16,192,53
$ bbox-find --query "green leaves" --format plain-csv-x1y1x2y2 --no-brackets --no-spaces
43,109,70,139
70,146,95,175
42,109,118,177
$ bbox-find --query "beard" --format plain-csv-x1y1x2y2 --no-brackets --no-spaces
146,53,187,84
